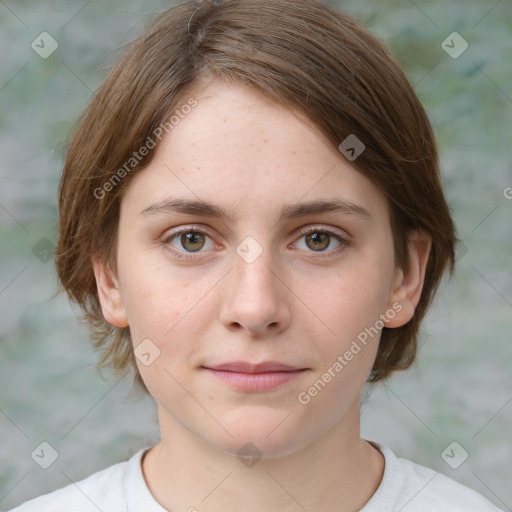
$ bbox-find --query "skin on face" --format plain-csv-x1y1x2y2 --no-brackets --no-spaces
93,80,430,510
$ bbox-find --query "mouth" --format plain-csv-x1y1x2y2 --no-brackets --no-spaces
201,361,309,392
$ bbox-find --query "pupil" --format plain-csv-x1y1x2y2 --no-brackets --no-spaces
307,232,329,251
182,232,204,252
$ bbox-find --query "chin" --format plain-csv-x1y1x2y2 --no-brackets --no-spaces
206,410,315,460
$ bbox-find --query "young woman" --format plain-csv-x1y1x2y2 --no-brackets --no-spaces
8,0,503,510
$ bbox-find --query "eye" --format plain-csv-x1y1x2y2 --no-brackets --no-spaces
293,226,350,256
161,224,351,261
162,227,216,260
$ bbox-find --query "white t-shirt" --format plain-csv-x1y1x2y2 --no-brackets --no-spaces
5,441,503,512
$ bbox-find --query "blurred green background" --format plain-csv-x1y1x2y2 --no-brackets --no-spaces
1,0,511,510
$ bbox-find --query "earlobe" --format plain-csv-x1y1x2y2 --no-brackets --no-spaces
384,231,431,328
91,255,129,328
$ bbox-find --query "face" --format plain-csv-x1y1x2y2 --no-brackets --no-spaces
94,81,427,458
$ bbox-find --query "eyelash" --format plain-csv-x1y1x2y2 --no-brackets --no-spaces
161,225,351,261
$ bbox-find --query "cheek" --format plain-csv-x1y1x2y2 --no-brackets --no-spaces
294,266,390,412
302,260,393,343
118,246,186,327
123,267,211,396
295,262,394,401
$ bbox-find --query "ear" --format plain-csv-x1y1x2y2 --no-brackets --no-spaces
91,254,129,328
384,231,431,328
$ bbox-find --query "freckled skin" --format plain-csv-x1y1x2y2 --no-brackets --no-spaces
93,81,429,512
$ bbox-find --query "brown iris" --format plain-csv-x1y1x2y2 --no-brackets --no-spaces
305,232,330,251
180,231,206,252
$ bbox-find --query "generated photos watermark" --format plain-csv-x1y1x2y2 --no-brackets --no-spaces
93,97,198,200
297,302,403,405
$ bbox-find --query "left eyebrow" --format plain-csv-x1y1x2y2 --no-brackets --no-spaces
279,198,372,222
139,198,372,223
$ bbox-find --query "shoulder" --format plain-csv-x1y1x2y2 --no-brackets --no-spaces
365,441,504,511
397,455,502,510
5,451,137,512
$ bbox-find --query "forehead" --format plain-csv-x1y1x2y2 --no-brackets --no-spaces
121,82,389,223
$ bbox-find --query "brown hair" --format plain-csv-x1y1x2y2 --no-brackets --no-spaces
55,0,456,394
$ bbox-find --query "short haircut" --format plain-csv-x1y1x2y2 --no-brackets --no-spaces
55,0,456,394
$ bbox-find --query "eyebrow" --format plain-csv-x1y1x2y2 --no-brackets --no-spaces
139,197,372,223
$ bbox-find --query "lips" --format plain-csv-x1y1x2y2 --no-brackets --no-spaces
203,361,304,373
202,361,308,391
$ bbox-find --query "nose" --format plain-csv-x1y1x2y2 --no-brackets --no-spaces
219,243,292,337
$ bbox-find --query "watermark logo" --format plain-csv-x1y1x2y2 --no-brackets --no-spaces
441,441,469,469
236,236,264,264
338,134,365,161
441,32,468,59
31,441,59,469
134,338,161,366
32,236,55,263
454,240,468,262
237,442,262,468
31,32,58,59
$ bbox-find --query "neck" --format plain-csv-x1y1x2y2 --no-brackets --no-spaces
142,397,385,512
